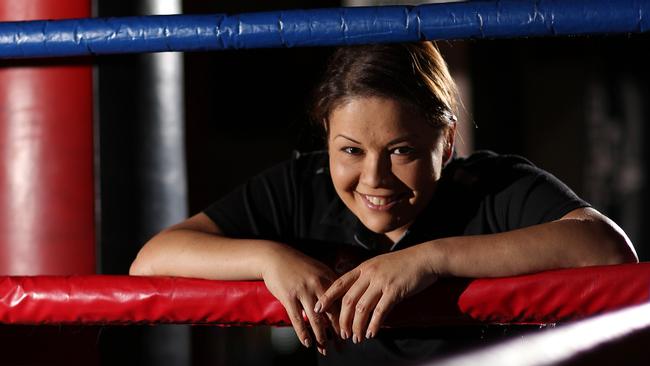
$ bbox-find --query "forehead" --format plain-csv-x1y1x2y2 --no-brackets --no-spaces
328,96,438,141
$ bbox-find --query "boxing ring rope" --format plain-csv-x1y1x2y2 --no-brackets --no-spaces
0,0,647,58
2,263,649,326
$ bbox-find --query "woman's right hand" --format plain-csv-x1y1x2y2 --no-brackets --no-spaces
261,242,339,354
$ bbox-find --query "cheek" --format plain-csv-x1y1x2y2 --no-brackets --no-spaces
391,157,443,203
420,146,446,182
393,160,437,191
329,157,358,193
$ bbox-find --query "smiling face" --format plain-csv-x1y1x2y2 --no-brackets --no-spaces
328,96,452,243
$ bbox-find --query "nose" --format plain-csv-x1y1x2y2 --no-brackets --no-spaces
360,152,392,188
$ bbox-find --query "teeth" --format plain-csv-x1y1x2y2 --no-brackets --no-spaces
366,195,387,206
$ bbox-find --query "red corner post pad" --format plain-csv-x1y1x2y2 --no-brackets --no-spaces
0,263,648,326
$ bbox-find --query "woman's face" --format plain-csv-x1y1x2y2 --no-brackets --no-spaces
328,96,450,243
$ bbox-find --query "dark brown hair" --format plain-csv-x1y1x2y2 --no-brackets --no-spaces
310,42,458,134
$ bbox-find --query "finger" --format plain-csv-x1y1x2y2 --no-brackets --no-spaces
285,299,312,348
325,304,341,338
365,291,399,339
315,270,358,314
352,285,382,343
300,297,329,347
339,278,370,342
317,344,327,356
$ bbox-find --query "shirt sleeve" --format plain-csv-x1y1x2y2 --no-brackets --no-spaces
203,159,297,239
488,156,590,231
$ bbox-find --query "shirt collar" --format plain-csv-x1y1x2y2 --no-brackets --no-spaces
319,195,415,252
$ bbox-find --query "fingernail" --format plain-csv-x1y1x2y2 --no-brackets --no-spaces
352,335,358,344
366,330,373,339
314,301,322,313
303,338,311,348
341,330,347,339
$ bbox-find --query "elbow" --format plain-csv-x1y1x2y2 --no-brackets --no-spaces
129,256,153,276
129,241,159,276
605,243,639,265
128,227,185,276
128,225,185,276
581,219,638,266
596,245,639,266
601,223,638,265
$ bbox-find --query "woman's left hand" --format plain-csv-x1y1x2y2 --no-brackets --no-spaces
314,244,439,343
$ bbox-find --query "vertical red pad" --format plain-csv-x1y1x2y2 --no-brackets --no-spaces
0,0,94,275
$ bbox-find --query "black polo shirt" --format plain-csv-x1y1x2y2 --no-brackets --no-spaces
204,150,589,365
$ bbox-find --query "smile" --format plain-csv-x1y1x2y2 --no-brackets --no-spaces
358,193,407,211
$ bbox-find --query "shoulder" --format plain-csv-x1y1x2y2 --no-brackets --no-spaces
441,150,588,230
250,150,329,185
448,150,535,174
289,150,329,177
204,150,333,238
443,150,541,190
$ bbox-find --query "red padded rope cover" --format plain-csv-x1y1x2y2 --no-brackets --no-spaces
0,263,648,326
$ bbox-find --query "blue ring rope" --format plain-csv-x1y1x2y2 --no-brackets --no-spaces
0,0,647,58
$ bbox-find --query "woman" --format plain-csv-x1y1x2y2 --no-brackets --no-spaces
130,42,637,363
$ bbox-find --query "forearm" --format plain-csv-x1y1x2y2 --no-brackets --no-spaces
420,217,637,279
130,228,283,280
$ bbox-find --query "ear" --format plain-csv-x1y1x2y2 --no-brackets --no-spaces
322,118,330,139
443,124,456,164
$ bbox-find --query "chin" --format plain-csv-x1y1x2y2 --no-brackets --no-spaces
361,216,404,235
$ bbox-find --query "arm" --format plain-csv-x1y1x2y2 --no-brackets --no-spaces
130,213,337,353
130,213,271,279
425,207,637,278
315,207,637,342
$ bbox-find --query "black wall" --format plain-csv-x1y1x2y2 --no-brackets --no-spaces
471,35,650,259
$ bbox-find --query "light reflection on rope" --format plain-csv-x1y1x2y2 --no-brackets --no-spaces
433,303,650,366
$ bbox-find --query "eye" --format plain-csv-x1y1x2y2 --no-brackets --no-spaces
341,146,363,155
390,146,415,156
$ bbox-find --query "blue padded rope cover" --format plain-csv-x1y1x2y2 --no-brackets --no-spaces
0,0,647,58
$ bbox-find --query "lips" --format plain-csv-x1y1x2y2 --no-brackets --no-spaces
358,192,407,211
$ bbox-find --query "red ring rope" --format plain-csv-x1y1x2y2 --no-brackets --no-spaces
1,263,648,326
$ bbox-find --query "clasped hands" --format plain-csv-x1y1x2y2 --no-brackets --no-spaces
261,243,438,356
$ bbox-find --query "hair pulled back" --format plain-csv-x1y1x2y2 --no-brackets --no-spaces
310,42,458,133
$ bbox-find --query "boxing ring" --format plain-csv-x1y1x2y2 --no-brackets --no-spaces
0,0,649,365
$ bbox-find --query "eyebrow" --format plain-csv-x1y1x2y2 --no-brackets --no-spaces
387,134,416,145
333,134,416,145
333,134,361,144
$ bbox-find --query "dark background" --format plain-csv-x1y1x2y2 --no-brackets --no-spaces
95,0,650,365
